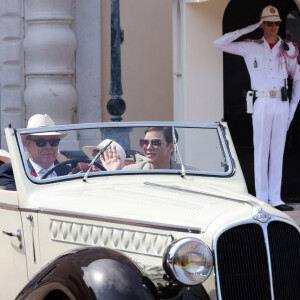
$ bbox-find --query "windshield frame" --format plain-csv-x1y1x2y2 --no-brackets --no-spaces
15,121,235,183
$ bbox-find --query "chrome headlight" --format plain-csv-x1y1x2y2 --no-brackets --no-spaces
163,238,213,286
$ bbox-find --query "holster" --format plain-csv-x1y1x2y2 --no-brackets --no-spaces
281,87,288,101
246,90,255,114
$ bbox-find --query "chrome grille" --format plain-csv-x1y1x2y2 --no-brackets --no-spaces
216,221,300,300
268,221,300,300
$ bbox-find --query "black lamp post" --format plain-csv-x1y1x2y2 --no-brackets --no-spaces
107,0,126,121
103,0,130,149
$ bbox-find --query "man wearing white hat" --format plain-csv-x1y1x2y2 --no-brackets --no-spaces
214,5,300,211
82,139,126,172
23,114,71,179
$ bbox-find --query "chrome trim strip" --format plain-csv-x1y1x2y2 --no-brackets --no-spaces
51,238,165,258
217,124,235,176
51,239,166,258
15,121,221,134
120,169,232,177
21,167,236,184
18,206,202,234
0,202,19,211
263,222,275,300
213,215,299,300
19,207,39,213
144,182,251,206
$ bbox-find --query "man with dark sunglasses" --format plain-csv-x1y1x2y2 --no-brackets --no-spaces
23,114,71,179
214,5,300,211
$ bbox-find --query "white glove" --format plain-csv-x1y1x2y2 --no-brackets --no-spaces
238,20,263,36
214,20,262,48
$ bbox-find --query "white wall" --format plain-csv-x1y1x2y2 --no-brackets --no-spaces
101,0,174,122
185,1,226,122
173,0,229,123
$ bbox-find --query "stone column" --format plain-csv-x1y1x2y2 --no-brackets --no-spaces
24,0,77,130
0,0,25,148
75,0,101,148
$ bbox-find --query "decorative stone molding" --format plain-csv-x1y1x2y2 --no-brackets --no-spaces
0,0,102,149
0,0,25,148
24,76,77,124
24,0,77,128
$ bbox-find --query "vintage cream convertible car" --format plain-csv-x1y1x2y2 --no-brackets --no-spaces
1,122,299,300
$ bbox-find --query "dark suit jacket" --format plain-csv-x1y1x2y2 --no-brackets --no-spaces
27,159,72,177
0,163,16,190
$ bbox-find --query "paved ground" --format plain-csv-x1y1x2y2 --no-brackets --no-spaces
286,204,300,226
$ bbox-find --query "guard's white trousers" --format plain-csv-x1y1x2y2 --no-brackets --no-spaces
252,98,289,206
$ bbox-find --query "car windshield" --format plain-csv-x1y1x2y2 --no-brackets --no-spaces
16,122,234,182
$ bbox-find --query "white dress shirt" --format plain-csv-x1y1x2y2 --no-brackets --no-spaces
29,159,57,179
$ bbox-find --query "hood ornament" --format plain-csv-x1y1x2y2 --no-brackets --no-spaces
253,209,271,223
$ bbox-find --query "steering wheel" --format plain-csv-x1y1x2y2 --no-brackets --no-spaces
41,158,106,179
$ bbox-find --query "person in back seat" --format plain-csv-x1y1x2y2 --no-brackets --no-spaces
82,139,126,171
0,150,16,190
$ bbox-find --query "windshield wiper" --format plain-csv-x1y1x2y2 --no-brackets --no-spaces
172,126,185,178
83,140,113,182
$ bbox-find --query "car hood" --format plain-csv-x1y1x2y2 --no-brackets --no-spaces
26,175,283,233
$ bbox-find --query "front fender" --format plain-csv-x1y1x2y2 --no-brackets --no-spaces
16,247,157,300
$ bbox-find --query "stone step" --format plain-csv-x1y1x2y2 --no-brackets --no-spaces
285,204,300,226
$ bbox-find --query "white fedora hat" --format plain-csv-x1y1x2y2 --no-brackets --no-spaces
25,114,68,138
82,139,126,165
0,149,10,163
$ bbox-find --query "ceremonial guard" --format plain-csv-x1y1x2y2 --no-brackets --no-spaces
214,5,300,211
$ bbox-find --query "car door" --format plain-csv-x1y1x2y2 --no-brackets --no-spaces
0,191,28,299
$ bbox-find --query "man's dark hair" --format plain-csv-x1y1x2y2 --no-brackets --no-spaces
144,127,178,144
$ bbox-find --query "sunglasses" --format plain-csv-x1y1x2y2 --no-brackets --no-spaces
139,139,162,148
27,137,61,147
264,21,281,27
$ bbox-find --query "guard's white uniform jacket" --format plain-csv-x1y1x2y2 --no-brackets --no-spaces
214,22,300,206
